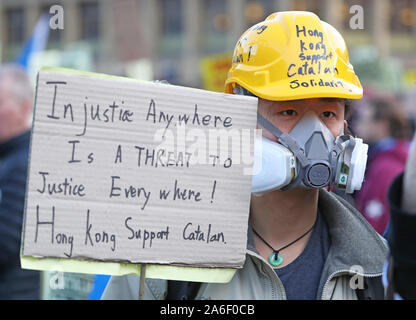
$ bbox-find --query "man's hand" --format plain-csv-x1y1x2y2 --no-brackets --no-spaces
402,133,416,213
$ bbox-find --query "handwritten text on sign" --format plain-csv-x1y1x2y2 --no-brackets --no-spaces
22,70,257,268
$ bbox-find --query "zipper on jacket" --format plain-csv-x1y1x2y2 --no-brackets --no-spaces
247,250,286,299
321,270,383,300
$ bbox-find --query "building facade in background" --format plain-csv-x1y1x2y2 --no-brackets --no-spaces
0,0,415,90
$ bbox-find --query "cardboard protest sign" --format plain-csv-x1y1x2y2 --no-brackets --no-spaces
21,68,258,279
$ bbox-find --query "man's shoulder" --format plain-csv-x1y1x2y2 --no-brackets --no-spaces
320,188,385,236
319,188,388,268
321,188,371,221
327,188,388,244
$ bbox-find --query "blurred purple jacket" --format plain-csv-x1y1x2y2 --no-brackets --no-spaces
356,139,410,234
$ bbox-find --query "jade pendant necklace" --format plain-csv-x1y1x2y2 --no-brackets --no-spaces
252,220,316,268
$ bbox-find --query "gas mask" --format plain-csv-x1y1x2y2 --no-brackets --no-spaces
252,111,368,195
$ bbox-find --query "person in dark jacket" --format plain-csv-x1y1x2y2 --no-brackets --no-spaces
384,131,416,300
0,64,39,299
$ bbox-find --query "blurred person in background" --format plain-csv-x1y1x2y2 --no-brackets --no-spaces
0,64,40,299
385,130,416,299
352,96,412,234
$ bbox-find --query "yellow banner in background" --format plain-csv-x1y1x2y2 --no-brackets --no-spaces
200,53,232,92
404,69,416,87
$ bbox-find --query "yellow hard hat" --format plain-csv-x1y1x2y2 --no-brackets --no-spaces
225,11,363,101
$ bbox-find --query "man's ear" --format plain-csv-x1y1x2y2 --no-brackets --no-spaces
343,120,350,135
343,120,356,136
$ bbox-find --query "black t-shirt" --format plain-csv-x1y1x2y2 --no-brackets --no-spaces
274,210,331,300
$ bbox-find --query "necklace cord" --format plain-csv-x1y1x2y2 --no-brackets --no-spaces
252,218,317,255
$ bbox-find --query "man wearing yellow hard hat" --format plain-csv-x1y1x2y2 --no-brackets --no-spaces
224,10,388,300
103,11,391,300
223,11,388,299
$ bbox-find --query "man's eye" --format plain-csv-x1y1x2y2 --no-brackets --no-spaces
322,111,336,118
280,110,297,116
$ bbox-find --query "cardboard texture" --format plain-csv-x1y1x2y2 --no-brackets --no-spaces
21,68,257,279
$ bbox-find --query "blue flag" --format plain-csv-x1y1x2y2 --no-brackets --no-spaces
16,14,50,69
88,275,111,300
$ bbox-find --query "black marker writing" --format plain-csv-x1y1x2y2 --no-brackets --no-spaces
146,99,233,128
36,171,86,197
109,176,151,210
68,140,81,163
124,217,169,249
35,205,74,257
182,222,226,244
85,210,116,251
46,81,67,120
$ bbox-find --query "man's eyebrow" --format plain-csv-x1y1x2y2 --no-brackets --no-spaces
320,98,343,104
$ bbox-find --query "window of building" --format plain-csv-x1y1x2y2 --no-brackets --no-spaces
390,0,415,33
6,7,25,44
80,1,100,40
205,0,229,33
244,0,276,27
158,0,183,57
292,0,321,16
160,0,183,35
201,0,228,54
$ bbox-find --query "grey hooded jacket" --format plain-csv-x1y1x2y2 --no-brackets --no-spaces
101,189,388,300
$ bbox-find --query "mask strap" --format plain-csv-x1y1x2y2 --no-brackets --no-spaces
257,113,310,168
332,135,354,166
332,135,349,159
343,137,356,168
